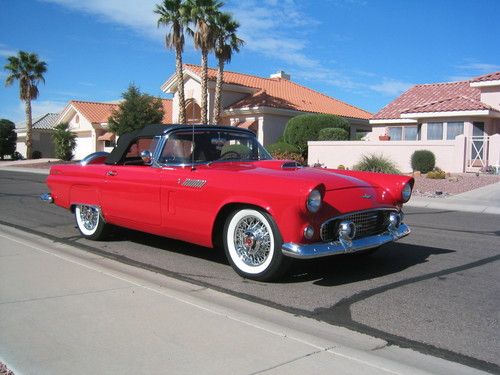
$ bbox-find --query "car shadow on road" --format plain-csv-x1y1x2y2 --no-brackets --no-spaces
104,228,454,286
109,226,229,265
282,243,454,286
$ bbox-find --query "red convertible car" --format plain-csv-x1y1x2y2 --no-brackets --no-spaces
42,125,413,281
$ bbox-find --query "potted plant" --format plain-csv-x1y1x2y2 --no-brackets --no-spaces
379,133,391,141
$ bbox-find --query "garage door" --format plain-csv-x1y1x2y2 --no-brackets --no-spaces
74,136,94,160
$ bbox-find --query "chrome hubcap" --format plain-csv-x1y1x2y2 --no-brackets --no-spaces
234,216,271,266
79,205,98,231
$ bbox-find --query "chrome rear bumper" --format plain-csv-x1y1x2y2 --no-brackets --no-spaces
40,193,53,203
282,223,410,259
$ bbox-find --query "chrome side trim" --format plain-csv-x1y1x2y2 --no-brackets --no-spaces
80,151,109,166
40,193,53,204
282,223,410,259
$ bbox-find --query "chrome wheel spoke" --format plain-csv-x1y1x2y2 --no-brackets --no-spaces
79,206,98,230
233,215,271,267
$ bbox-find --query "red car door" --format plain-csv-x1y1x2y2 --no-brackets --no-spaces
101,165,163,227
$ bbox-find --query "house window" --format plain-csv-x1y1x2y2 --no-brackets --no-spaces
427,122,443,140
388,127,402,140
104,140,116,147
185,99,201,124
387,126,418,140
446,122,464,140
404,126,418,140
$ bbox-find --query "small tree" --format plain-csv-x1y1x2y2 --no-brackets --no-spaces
53,122,76,161
0,119,17,160
108,84,164,136
283,114,350,156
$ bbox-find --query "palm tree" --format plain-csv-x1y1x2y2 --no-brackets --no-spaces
185,0,223,124
213,12,243,125
155,0,188,124
4,51,47,159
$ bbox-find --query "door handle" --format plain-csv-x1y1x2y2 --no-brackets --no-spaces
106,170,117,176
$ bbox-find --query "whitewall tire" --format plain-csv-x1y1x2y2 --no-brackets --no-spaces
75,204,109,240
223,208,290,281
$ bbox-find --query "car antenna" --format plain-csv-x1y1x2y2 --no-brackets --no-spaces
191,122,195,171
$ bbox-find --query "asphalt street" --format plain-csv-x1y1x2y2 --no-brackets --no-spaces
0,170,499,374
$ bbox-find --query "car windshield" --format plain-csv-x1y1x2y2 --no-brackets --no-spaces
160,129,272,165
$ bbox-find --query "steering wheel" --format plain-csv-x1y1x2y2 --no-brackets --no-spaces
219,150,242,160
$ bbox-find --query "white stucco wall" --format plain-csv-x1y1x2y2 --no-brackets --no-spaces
479,86,500,111
308,135,468,173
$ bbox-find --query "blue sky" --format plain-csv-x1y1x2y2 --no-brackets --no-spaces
1,0,499,123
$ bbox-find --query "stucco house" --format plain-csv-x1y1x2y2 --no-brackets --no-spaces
161,64,372,146
16,113,59,158
57,99,172,160
309,72,500,172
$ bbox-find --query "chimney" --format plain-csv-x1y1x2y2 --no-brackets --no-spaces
270,70,291,80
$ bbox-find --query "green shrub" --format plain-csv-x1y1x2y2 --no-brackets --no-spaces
12,151,23,160
317,127,349,141
426,167,446,179
411,150,435,173
270,151,305,165
353,154,400,174
32,150,42,159
266,142,299,154
337,164,346,170
53,122,77,161
283,114,350,156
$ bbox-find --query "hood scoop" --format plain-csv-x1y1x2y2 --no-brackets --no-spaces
281,161,303,169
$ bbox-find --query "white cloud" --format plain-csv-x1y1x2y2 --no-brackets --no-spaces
369,80,413,96
456,62,500,73
0,43,17,58
41,0,163,40
7,100,67,123
226,0,322,69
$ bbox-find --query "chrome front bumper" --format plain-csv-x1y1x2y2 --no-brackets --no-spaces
281,223,410,259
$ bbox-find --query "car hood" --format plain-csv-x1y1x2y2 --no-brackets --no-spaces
204,160,371,191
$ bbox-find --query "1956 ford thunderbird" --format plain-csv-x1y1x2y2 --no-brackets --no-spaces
41,124,413,281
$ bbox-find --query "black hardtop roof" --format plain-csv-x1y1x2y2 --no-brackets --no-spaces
105,124,256,165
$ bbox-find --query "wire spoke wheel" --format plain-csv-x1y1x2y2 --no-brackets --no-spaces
75,204,109,240
224,208,291,281
234,215,272,267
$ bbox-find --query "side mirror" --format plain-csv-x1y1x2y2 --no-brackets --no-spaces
140,150,153,165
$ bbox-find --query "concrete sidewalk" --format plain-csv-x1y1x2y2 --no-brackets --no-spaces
407,181,500,215
0,225,488,375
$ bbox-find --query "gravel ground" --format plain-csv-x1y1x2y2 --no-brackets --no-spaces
4,160,500,196
0,362,14,375
412,173,500,197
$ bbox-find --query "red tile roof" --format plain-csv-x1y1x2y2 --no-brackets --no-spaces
183,64,372,120
70,99,173,124
402,96,492,114
373,81,481,119
471,71,500,82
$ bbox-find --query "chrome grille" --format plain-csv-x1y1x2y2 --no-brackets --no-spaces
320,210,392,242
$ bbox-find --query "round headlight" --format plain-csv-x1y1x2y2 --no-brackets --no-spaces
306,189,322,213
401,183,412,203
